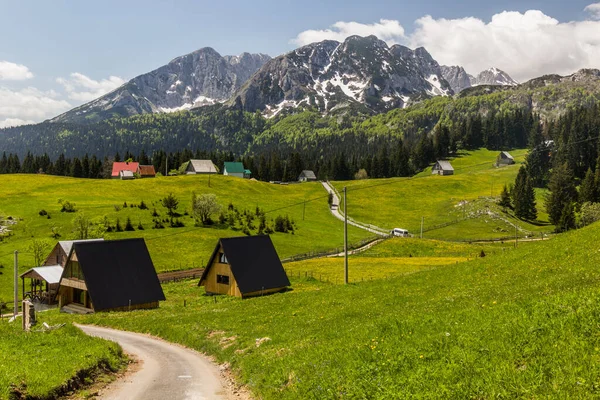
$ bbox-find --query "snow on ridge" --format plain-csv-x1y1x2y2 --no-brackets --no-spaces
159,103,193,113
426,74,449,96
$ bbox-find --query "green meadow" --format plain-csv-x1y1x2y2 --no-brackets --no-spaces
0,174,368,300
332,149,553,239
0,321,124,400
41,221,600,399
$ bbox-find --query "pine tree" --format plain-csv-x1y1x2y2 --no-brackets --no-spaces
498,184,512,209
513,166,537,220
557,203,576,233
579,168,598,204
545,163,578,225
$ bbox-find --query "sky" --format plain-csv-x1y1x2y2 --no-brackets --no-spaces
1,0,600,128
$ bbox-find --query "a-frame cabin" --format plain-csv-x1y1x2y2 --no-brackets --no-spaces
199,235,290,298
57,238,165,313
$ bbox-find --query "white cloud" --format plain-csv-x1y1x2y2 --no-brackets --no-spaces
585,3,600,20
0,118,36,129
292,9,600,82
0,86,71,124
0,61,34,80
56,72,125,102
291,19,405,46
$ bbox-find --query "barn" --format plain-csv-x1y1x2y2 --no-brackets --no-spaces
223,162,246,178
432,160,454,176
186,159,218,174
57,238,165,313
198,235,290,298
496,151,515,166
138,165,156,178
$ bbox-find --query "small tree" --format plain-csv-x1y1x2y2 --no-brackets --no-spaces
580,168,598,204
29,239,50,267
161,193,179,217
354,169,369,180
580,202,600,227
72,214,91,239
557,203,576,233
125,217,135,231
328,192,334,207
191,193,221,225
498,184,512,210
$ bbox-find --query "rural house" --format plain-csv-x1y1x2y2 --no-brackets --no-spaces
432,160,454,176
120,170,135,180
496,151,515,166
138,165,156,178
111,161,139,179
199,235,290,298
57,238,165,313
44,239,104,268
298,170,317,182
223,162,247,178
186,159,218,174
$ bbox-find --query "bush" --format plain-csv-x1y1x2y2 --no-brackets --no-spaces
60,201,76,213
153,219,165,229
38,209,48,216
114,205,122,212
124,217,135,231
170,219,185,228
137,221,144,230
152,208,159,217
139,200,148,210
115,218,123,232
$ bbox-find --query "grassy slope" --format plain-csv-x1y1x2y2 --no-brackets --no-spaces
0,174,368,300
332,149,552,239
0,321,123,400
45,222,600,398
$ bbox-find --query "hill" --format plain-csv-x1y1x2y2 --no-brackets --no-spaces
44,213,600,398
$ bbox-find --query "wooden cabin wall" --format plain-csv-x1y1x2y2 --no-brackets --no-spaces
203,255,242,297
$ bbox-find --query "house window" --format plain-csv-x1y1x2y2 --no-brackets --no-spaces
217,274,230,285
219,253,228,264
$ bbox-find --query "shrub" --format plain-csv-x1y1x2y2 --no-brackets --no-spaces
137,221,144,230
115,218,123,232
114,205,122,212
123,201,128,208
124,217,135,231
151,208,159,217
139,200,148,210
38,209,48,216
152,219,165,229
60,201,76,213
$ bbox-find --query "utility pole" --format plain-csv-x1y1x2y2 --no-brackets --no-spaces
515,223,518,248
165,154,168,177
208,174,211,188
13,251,18,317
420,217,424,239
344,187,348,285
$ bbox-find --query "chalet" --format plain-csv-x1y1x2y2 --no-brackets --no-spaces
20,266,63,305
44,239,104,268
199,235,290,298
186,159,218,174
432,160,454,176
496,151,515,166
223,162,246,178
57,238,165,313
138,165,156,178
111,161,139,179
298,170,317,182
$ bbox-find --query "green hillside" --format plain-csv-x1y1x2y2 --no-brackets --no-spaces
0,174,369,301
332,148,552,240
44,220,600,399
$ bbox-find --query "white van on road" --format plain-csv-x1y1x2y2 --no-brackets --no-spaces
391,228,410,237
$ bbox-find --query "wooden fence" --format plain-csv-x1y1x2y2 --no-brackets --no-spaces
157,267,205,283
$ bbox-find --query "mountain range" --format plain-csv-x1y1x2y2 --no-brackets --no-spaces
49,35,518,123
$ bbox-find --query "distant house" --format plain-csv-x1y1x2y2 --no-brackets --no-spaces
432,160,454,176
120,170,135,180
57,238,165,313
138,165,156,178
198,235,290,298
298,170,317,182
44,239,104,268
223,162,246,178
111,162,139,179
186,160,218,174
496,151,515,166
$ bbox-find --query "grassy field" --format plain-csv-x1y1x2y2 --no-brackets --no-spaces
0,174,369,300
332,149,553,239
40,220,600,398
0,321,124,400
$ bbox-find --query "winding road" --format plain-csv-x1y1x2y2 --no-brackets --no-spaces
76,324,235,400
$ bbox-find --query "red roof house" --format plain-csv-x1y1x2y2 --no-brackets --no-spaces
111,162,139,178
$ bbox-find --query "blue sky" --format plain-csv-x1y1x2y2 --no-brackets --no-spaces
1,0,599,126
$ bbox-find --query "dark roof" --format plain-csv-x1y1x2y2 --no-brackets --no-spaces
299,170,317,179
71,239,165,311
200,235,290,294
138,165,156,176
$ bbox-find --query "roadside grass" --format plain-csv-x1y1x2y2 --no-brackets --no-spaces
357,237,514,257
0,174,368,300
0,321,124,400
42,222,600,399
332,148,552,238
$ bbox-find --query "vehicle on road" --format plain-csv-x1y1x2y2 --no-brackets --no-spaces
391,228,410,237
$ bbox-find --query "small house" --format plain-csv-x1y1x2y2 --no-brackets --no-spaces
223,162,246,178
57,238,165,313
138,165,156,178
298,170,317,182
120,170,135,180
496,151,515,166
432,160,454,176
186,160,218,174
111,162,139,179
43,239,104,268
199,235,290,298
